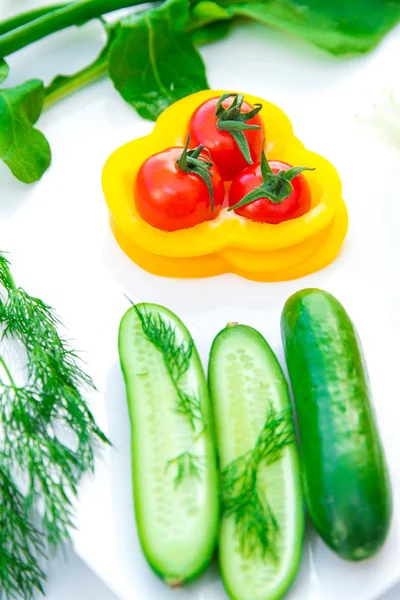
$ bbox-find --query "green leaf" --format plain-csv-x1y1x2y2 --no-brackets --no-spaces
0,59,9,83
108,0,209,121
191,20,232,45
188,1,232,45
220,0,400,55
44,24,114,109
0,80,51,183
189,1,231,29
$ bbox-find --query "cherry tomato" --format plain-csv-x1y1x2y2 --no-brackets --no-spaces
135,147,225,232
188,96,265,181
229,160,312,224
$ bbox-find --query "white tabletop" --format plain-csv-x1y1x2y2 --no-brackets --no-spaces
43,551,400,600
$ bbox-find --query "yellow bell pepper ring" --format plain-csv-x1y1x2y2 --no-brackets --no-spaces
102,90,348,282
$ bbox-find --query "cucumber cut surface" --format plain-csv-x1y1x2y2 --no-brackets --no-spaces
209,324,304,600
119,303,219,585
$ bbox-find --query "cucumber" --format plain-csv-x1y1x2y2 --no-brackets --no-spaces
281,288,392,561
118,303,219,586
208,324,304,600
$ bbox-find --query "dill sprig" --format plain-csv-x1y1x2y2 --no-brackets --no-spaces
221,406,295,560
0,251,108,599
134,306,205,431
133,305,206,486
166,452,205,488
0,464,46,600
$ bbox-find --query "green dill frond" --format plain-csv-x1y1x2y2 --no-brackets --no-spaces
166,452,205,488
175,389,204,431
135,306,193,381
133,304,207,486
0,250,109,598
0,463,47,599
0,252,15,294
134,305,205,432
221,406,294,560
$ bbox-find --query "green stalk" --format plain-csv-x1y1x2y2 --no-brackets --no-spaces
0,0,150,58
0,355,17,388
44,52,108,109
41,10,208,111
0,4,70,36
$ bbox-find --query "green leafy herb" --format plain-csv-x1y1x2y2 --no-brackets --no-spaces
108,0,208,121
44,24,115,109
0,24,115,182
0,465,46,599
0,251,108,599
190,19,232,46
0,0,139,58
134,305,206,486
134,305,205,432
187,1,232,46
222,406,294,559
166,451,205,487
0,59,8,83
188,1,232,31
221,0,400,56
0,80,51,183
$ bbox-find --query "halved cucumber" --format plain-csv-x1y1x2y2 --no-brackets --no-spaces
119,303,219,586
208,324,304,600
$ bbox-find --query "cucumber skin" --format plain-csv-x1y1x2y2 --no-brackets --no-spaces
119,304,219,585
281,289,392,561
209,325,304,600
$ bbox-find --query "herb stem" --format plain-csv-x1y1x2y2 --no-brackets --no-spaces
0,355,17,388
44,52,108,109
0,5,70,37
0,257,16,291
0,0,151,58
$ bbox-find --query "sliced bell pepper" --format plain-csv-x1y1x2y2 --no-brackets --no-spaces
102,90,348,282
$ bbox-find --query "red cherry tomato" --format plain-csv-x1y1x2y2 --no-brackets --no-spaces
229,160,312,224
188,97,264,181
135,147,225,232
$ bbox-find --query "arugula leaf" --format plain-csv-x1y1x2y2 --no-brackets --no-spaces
189,1,231,29
191,20,232,45
220,0,400,55
0,80,51,183
108,0,209,121
0,58,8,83
188,1,232,45
44,25,113,109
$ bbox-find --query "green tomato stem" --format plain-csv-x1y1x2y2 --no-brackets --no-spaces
177,134,216,211
0,0,149,58
229,150,314,210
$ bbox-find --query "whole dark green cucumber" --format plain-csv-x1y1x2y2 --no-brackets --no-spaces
281,288,391,561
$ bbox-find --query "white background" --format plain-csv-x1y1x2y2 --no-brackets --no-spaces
44,550,400,600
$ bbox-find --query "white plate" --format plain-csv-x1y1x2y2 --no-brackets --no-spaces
1,3,400,599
